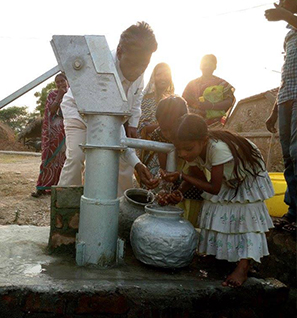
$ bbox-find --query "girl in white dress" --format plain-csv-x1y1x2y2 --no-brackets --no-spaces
161,113,274,287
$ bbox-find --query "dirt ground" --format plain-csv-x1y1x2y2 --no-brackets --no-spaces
0,154,50,226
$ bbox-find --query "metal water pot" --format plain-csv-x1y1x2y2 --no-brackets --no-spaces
118,188,154,242
130,204,198,268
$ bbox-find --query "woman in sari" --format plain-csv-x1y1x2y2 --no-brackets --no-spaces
137,63,174,170
31,73,69,197
138,62,175,140
182,54,235,127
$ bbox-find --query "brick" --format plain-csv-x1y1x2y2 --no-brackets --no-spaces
1,294,18,307
55,214,63,229
69,213,79,229
54,186,83,208
23,293,41,312
23,293,65,314
75,294,129,314
50,232,76,249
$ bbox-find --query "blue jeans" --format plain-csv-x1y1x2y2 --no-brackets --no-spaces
278,100,297,219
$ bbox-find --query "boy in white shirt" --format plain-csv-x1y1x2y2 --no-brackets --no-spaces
58,22,159,194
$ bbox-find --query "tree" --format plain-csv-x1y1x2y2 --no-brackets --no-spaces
0,106,39,133
34,81,56,116
0,80,56,134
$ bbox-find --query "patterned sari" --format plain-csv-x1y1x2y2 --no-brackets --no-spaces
36,90,66,191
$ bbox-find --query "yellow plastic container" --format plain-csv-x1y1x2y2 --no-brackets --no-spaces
265,172,287,217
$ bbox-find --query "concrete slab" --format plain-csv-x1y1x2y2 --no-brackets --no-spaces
0,225,290,318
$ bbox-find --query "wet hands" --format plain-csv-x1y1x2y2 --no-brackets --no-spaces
159,169,180,183
155,169,184,206
156,189,183,206
135,163,160,189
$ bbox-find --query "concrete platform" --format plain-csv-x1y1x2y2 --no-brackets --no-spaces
0,225,290,318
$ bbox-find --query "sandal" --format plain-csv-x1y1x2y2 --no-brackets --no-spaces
282,222,297,234
31,190,46,198
273,214,294,229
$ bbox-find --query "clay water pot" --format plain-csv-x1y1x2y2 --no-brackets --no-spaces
118,188,154,242
130,204,198,268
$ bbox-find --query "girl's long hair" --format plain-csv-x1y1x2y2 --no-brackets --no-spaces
176,114,265,184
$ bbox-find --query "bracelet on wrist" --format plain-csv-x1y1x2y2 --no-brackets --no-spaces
179,172,183,182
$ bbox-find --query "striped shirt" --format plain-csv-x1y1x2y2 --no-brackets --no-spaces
277,25,297,104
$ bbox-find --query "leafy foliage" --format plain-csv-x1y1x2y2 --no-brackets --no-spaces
0,81,55,134
0,106,39,134
34,81,56,116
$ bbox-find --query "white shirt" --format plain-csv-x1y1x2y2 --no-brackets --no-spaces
114,53,144,127
60,51,144,168
60,88,83,122
187,139,264,183
60,51,144,128
187,139,234,180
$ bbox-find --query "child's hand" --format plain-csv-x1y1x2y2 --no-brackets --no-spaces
156,190,183,206
168,190,184,205
156,190,170,206
159,169,180,183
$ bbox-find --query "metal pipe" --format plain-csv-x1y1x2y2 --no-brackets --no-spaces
51,35,131,267
166,149,177,172
121,137,177,172
0,65,60,109
77,114,124,266
122,137,175,153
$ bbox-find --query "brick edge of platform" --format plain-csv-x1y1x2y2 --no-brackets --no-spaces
0,277,292,318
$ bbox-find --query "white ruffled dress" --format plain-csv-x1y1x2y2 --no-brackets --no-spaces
188,139,274,263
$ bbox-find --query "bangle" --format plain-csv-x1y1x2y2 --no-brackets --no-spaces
179,172,183,182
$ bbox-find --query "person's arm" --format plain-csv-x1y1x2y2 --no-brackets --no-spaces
169,166,205,203
161,164,224,195
199,82,236,112
266,101,278,133
181,164,223,195
134,162,160,189
120,126,159,188
143,123,159,134
198,97,234,112
126,78,144,138
265,3,297,28
50,87,68,115
158,152,167,170
121,145,159,189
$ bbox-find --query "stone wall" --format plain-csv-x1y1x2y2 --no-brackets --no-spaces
224,95,283,172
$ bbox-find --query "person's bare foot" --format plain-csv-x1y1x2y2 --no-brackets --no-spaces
222,259,250,287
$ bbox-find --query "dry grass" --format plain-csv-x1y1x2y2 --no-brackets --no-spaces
0,154,50,226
